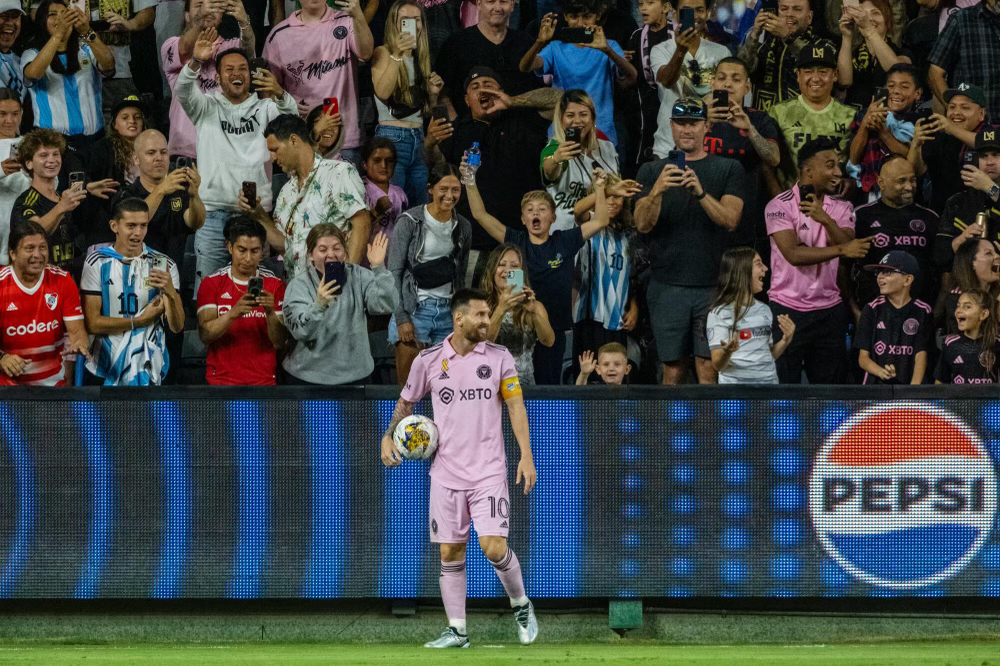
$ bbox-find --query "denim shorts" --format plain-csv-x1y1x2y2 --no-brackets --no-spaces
387,297,453,345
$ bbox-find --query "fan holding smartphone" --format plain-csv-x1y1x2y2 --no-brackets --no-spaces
370,1,444,205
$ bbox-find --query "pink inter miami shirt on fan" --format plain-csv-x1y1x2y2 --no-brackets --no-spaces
401,335,522,490
765,187,856,312
263,7,363,150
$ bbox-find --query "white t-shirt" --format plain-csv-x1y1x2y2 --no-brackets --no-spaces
706,300,779,384
650,38,731,158
416,206,456,301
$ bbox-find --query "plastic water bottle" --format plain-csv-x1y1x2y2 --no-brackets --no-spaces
461,142,481,185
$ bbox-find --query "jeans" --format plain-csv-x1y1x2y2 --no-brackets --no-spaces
375,125,428,206
387,297,453,345
194,209,233,298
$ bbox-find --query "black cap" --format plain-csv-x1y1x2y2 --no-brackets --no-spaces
975,128,1000,153
464,66,500,91
671,97,707,120
110,94,144,121
944,83,987,108
864,250,919,276
796,40,837,69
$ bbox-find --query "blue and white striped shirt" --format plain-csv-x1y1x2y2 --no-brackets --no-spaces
574,227,632,330
22,44,105,136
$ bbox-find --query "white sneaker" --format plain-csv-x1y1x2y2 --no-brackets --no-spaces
424,626,470,648
513,601,538,644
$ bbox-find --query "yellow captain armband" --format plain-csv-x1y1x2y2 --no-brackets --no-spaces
499,375,522,399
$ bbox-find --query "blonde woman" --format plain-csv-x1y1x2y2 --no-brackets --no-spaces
371,0,443,206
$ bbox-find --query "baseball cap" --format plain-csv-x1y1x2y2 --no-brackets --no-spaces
464,66,500,91
796,40,837,69
975,128,1000,153
944,83,987,108
864,250,919,276
0,0,25,14
671,97,706,121
110,94,144,121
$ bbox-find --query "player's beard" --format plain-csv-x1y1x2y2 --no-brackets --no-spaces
464,322,488,344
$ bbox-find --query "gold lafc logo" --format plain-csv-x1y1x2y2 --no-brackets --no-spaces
985,131,996,142
812,47,825,59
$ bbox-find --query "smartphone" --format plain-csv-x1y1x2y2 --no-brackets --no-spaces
8,143,16,160
322,97,339,115
761,0,778,13
712,89,729,109
69,171,85,189
242,180,257,204
432,104,449,122
679,7,695,33
666,149,686,171
248,58,268,95
873,87,888,104
145,255,168,289
247,276,263,299
843,0,860,7
68,0,85,12
401,17,417,38
564,126,582,144
798,184,816,200
962,151,979,168
556,27,594,44
506,269,524,294
324,261,346,289
175,156,190,169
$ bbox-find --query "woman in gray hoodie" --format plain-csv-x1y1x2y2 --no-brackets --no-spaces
282,224,397,385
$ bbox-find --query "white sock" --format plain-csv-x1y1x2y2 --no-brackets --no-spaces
449,618,467,634
510,595,529,608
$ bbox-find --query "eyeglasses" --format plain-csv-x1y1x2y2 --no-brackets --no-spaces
688,60,702,87
671,100,706,118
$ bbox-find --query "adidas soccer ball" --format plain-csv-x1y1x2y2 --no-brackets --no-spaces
393,414,439,460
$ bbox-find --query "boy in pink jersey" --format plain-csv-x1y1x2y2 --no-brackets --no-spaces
380,288,538,648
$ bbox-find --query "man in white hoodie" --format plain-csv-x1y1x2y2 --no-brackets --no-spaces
176,26,297,295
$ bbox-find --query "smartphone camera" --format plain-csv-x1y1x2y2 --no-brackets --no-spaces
962,151,979,168
666,150,686,171
248,276,263,299
564,127,582,144
69,171,85,188
242,180,257,204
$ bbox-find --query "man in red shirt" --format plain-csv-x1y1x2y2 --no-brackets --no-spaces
0,222,89,386
196,216,287,385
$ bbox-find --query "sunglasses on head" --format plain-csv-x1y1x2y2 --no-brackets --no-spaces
671,101,705,118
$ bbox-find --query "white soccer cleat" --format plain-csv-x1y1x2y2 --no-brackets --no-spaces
514,601,538,644
424,626,470,648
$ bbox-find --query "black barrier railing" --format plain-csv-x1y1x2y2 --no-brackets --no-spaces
0,387,998,602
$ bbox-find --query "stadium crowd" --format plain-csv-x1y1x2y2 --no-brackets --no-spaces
0,0,997,387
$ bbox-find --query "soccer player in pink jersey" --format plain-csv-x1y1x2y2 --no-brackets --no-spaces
380,288,538,648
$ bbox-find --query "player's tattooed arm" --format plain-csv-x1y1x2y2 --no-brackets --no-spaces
383,398,415,439
380,398,415,467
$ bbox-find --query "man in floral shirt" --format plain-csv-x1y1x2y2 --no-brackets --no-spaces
247,115,370,279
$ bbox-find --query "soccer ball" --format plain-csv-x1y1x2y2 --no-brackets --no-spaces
393,414,439,460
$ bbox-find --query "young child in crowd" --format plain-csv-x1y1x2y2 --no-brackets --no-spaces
854,251,932,384
576,342,631,384
707,246,795,384
936,289,1000,384
361,137,407,268
519,0,637,146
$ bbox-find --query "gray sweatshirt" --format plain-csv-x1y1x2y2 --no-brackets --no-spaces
281,263,397,384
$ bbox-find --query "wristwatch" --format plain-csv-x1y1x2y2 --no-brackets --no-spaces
81,30,97,42
989,184,1000,200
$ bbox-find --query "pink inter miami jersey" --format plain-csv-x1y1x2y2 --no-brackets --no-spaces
401,334,522,490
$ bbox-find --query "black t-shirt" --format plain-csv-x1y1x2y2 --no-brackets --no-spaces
933,189,1000,272
113,180,193,266
627,24,673,168
935,333,1000,384
434,26,540,118
441,110,550,251
854,296,933,384
11,187,76,271
921,128,981,214
505,226,584,331
852,201,939,304
636,154,746,286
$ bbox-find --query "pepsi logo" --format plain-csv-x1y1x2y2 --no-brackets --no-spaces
809,404,997,589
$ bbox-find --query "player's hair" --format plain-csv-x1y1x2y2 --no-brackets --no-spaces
305,223,348,256
711,246,758,340
597,342,627,359
796,137,839,172
215,47,250,73
717,56,749,76
224,215,267,246
887,63,921,88
520,190,555,213
953,238,1000,299
587,172,634,232
264,114,310,143
112,197,150,221
360,136,398,170
958,289,999,380
451,288,488,313
0,88,22,106
8,221,47,255
383,0,433,113
17,128,65,171
480,243,533,333
553,90,599,153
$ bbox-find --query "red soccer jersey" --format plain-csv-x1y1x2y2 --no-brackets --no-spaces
0,265,83,386
196,266,285,385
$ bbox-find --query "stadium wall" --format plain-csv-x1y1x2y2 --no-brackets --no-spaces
0,386,998,601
